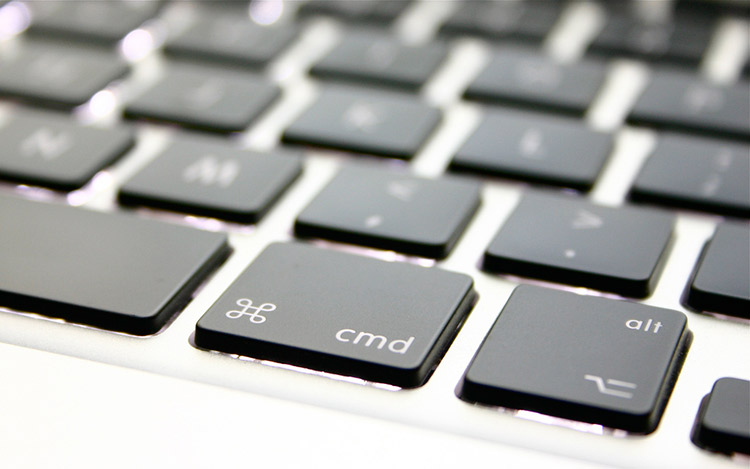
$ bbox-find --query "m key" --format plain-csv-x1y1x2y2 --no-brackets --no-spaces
458,285,692,433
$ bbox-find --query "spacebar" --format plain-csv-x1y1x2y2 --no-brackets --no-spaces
0,195,230,335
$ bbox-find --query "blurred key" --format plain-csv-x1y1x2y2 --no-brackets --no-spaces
685,223,750,319
630,133,750,218
440,0,562,42
450,108,613,191
0,110,134,191
26,0,161,44
282,85,440,159
629,70,750,141
295,165,481,258
465,49,607,115
124,62,279,133
297,0,412,23
0,40,129,108
164,13,297,68
119,138,302,223
311,30,447,91
483,191,675,297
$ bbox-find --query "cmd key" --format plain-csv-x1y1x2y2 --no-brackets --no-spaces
0,195,230,335
692,378,750,455
195,242,477,388
458,285,692,434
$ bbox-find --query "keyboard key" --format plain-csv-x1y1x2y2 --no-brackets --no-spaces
629,133,750,218
685,223,750,319
119,138,302,223
450,108,613,191
282,85,440,159
692,378,750,455
439,0,562,42
26,1,161,44
483,192,675,297
0,40,129,108
294,166,481,258
124,62,279,133
195,242,476,388
164,13,297,68
0,110,134,191
311,31,447,90
465,49,607,114
297,0,412,23
589,11,715,64
458,285,691,433
628,70,750,141
0,195,230,335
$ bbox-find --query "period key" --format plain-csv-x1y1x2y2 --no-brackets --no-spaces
458,285,691,433
195,242,476,388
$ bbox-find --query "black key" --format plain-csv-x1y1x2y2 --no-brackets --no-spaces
164,13,297,68
311,31,447,91
0,110,134,191
685,223,750,318
483,192,675,297
119,138,302,223
195,242,476,388
450,108,613,191
0,195,230,335
124,62,279,133
465,49,607,115
692,378,750,455
296,0,412,23
0,40,129,108
26,1,161,44
629,133,750,218
282,86,440,159
458,285,691,433
628,70,750,141
440,0,562,42
588,12,714,64
294,166,481,258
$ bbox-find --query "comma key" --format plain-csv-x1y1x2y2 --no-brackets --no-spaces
458,285,691,433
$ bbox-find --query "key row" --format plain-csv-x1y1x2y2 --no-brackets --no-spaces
1,34,748,139
1,195,747,450
13,0,748,67
1,104,747,216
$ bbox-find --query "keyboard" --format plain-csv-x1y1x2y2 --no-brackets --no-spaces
0,0,748,467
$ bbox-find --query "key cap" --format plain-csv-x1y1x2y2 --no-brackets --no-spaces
124,62,279,133
588,11,714,64
194,242,476,388
0,40,129,108
294,166,481,258
0,195,230,335
628,70,750,141
629,133,750,218
450,108,613,191
692,378,750,455
119,137,302,223
282,85,440,159
465,48,607,115
310,31,447,91
483,191,675,297
164,13,297,68
439,0,562,42
685,223,750,318
458,285,691,433
0,110,134,191
26,1,161,44
296,0,412,23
